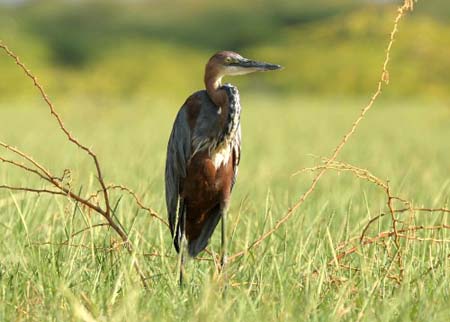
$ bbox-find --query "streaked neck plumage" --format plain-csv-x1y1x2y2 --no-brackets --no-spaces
199,61,241,158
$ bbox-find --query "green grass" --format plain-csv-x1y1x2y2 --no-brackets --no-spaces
0,95,449,321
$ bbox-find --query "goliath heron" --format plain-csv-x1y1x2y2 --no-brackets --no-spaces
165,51,281,282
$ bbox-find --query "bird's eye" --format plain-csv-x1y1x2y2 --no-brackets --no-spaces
224,57,233,64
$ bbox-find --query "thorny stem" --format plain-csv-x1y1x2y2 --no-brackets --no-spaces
0,41,149,288
300,159,449,279
229,1,415,263
0,43,111,218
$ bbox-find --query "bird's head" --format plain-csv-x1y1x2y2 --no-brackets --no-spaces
206,51,282,79
204,51,282,106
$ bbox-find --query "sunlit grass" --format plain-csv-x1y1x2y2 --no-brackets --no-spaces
0,96,449,321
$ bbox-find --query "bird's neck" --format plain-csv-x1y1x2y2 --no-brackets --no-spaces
204,69,229,108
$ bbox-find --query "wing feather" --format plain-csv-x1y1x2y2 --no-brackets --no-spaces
165,107,191,236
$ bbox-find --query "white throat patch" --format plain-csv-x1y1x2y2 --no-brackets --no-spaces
211,143,232,169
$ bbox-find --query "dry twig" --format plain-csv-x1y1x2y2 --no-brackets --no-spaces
229,0,416,263
0,41,155,288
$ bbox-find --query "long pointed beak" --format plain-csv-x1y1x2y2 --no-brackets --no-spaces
235,58,283,71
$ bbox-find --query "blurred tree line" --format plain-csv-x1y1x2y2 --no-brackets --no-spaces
0,0,449,102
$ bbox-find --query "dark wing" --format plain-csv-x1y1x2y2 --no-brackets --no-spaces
231,124,241,191
165,107,191,237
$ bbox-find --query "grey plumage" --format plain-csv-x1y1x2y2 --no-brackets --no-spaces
165,107,191,238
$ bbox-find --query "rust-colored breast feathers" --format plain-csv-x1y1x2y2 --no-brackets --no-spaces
181,150,235,241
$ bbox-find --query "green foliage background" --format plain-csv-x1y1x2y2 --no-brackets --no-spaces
1,0,449,101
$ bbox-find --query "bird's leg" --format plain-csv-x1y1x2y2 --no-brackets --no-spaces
220,210,227,273
178,208,187,288
219,209,229,295
179,246,186,287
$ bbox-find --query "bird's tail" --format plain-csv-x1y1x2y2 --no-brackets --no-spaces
187,204,222,257
173,200,186,253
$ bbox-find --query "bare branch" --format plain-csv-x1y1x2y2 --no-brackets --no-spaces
229,1,414,263
0,43,111,217
0,141,54,180
107,184,168,227
0,41,150,288
0,185,66,196
0,156,51,181
395,207,450,214
334,224,450,264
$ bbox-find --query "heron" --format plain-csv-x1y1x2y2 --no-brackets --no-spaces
165,51,281,283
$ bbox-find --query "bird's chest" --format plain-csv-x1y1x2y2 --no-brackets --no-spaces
181,149,234,205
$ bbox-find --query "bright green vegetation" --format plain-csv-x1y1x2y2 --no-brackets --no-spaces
0,96,449,321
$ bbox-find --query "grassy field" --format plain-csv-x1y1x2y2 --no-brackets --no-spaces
0,95,449,321
1,0,448,320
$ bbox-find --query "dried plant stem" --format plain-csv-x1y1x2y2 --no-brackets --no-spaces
334,225,449,263
102,184,168,227
229,0,414,263
0,41,150,288
0,43,111,218
0,185,66,196
300,158,449,275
